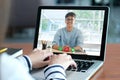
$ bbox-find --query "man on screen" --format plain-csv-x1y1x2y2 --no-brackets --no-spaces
52,12,84,52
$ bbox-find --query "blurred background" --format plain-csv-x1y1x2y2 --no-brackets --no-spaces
3,0,120,43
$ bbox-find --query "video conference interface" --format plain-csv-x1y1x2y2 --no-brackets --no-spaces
36,9,105,56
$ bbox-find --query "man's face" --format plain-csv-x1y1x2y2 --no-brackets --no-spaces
65,16,75,28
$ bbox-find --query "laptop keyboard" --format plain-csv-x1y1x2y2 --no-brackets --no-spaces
67,61,94,72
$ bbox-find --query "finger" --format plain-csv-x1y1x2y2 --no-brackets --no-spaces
64,53,67,55
46,50,53,56
42,50,53,59
67,55,72,60
42,60,50,66
70,60,77,69
45,49,53,54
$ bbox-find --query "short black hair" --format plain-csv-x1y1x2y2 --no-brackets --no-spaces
65,12,76,18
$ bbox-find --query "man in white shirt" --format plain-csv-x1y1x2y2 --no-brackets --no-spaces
0,0,77,80
52,12,84,52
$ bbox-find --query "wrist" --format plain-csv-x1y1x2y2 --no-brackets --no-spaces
23,55,32,71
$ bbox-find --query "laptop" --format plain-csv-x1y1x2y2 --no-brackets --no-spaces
32,6,109,80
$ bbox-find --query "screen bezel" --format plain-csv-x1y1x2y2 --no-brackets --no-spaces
34,6,109,61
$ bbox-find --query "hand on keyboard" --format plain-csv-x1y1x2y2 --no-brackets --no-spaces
67,65,77,71
67,61,94,72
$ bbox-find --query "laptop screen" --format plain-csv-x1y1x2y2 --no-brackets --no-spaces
34,6,109,60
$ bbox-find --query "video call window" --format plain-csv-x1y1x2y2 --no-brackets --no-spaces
37,9,105,56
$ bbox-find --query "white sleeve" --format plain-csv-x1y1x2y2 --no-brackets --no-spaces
44,64,67,80
17,55,33,71
1,53,35,80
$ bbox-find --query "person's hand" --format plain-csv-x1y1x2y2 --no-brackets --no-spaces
49,54,77,70
28,48,53,68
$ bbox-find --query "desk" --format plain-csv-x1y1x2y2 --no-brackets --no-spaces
2,43,120,80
